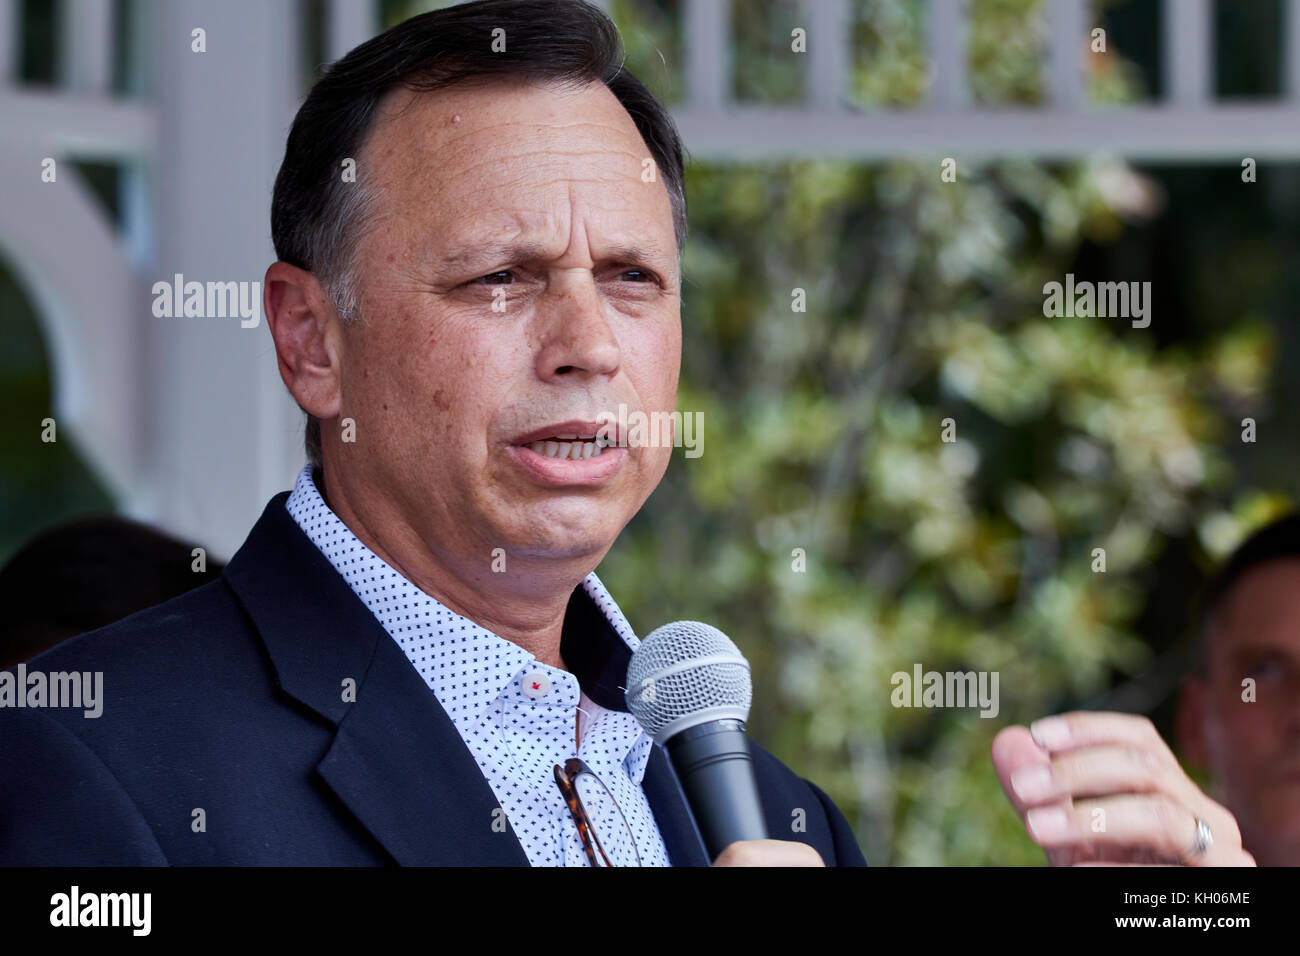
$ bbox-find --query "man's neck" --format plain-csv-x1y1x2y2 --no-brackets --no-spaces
316,465,581,670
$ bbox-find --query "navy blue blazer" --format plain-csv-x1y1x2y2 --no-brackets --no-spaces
0,493,866,866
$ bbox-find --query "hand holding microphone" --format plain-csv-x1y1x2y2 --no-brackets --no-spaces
625,621,825,867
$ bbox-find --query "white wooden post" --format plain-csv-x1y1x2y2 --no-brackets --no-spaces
0,0,18,82
1165,0,1212,105
1286,0,1300,101
685,0,728,111
927,0,968,108
327,0,377,62
806,0,849,110
143,0,304,558
59,0,113,93
1046,0,1087,108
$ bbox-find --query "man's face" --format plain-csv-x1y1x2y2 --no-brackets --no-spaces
1185,559,1300,861
332,78,680,570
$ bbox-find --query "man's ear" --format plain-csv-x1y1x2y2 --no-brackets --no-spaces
1175,675,1210,769
263,261,343,423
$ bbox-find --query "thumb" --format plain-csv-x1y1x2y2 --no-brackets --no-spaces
990,724,1051,818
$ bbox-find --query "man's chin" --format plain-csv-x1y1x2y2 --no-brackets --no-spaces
513,546,607,566
502,514,622,562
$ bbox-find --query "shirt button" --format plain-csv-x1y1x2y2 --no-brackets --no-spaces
521,672,551,699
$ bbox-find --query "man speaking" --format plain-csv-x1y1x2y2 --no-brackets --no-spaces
0,0,854,867
0,0,1253,868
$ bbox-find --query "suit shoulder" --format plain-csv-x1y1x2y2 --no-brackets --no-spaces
747,737,821,803
16,576,249,674
1,576,267,742
748,738,868,866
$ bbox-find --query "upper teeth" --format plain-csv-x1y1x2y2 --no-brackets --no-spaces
529,439,603,460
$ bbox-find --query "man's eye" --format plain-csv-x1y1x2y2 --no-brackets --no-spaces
1245,656,1287,680
468,269,655,286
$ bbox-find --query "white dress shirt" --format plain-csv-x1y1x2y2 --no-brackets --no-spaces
285,464,670,866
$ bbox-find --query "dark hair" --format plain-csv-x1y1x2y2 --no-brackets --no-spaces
1193,512,1300,673
270,0,688,472
0,516,226,668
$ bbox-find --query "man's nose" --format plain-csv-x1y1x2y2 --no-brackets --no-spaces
533,275,621,382
1282,673,1300,737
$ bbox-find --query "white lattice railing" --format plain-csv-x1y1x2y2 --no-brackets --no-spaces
671,0,1300,159
6,0,1300,163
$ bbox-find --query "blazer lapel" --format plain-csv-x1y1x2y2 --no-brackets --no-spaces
224,493,529,866
560,587,711,867
642,745,712,866
316,634,530,865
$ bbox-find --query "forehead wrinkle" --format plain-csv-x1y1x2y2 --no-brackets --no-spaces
417,165,666,244
415,109,652,147
366,79,657,187
426,120,651,155
371,85,646,148
399,147,651,207
382,111,651,183
362,91,675,274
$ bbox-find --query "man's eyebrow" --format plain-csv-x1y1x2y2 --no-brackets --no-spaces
1226,641,1293,657
438,240,550,273
436,239,674,273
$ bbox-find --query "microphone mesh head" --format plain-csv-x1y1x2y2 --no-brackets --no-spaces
625,621,752,743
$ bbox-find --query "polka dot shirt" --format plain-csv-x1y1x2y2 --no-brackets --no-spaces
285,465,670,866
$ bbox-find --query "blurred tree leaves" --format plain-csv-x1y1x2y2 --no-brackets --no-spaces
600,0,1281,865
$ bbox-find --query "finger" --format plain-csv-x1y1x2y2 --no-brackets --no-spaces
991,726,1076,866
1028,712,1177,767
712,839,825,867
1025,794,1236,866
1009,743,1204,810
991,725,1052,817
1070,861,1179,867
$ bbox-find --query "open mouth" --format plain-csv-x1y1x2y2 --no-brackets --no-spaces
508,418,623,463
506,419,628,486
522,434,610,461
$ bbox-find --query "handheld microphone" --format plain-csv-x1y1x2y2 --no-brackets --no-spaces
625,621,768,861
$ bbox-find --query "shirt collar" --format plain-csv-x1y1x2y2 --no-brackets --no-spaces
283,464,645,731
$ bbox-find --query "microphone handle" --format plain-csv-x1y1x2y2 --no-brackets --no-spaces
666,718,769,861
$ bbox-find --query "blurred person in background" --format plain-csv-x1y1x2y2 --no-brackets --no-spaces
992,516,1300,866
1175,514,1300,866
0,515,224,669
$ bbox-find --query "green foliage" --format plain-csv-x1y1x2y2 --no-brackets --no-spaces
850,0,928,107
609,0,684,105
599,0,1282,864
732,0,805,103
